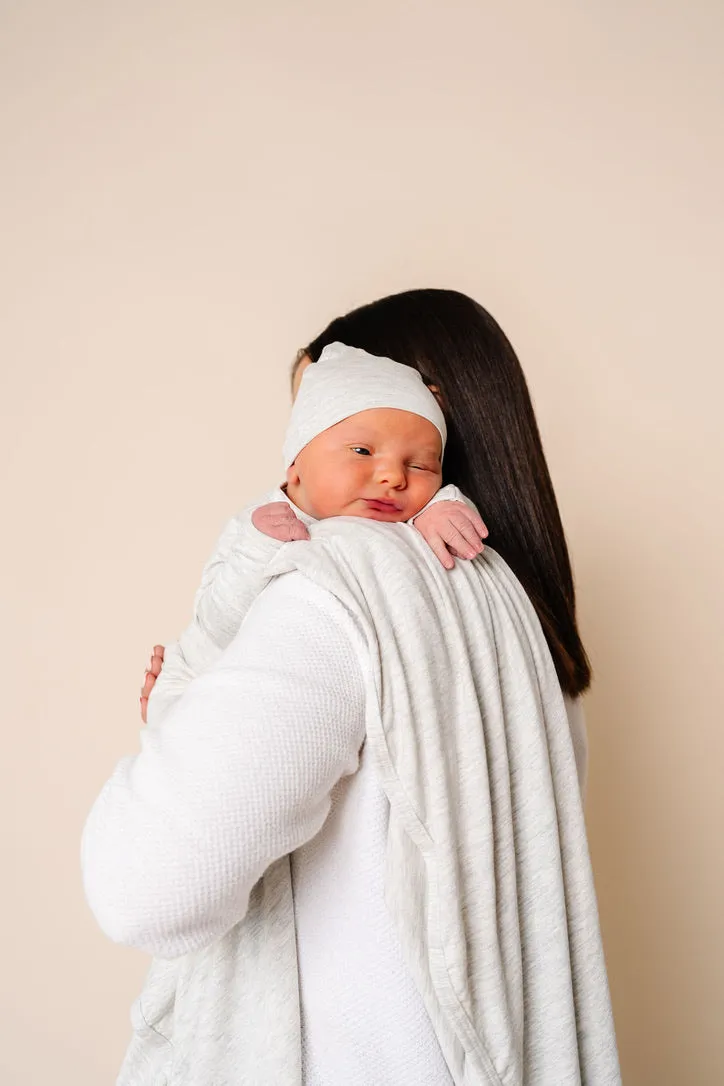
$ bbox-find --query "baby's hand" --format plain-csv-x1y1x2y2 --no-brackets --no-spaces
413,501,488,571
251,502,311,542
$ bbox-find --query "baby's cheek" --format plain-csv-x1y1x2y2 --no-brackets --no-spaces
415,483,442,515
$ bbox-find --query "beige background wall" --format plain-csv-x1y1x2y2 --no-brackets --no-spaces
1,2,722,1083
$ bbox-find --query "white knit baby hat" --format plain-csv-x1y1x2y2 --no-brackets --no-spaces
282,342,447,470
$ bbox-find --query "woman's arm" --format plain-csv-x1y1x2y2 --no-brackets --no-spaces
81,572,366,959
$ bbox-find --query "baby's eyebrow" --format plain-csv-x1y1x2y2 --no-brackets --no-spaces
412,446,442,459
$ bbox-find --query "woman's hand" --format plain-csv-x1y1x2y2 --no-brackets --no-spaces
413,501,488,571
140,645,165,724
251,502,311,542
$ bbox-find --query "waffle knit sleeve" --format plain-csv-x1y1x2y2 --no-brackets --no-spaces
81,571,366,959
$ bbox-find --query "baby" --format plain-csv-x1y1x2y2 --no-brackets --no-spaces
143,343,488,726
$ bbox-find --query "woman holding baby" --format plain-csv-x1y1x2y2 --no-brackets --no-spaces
82,288,620,1085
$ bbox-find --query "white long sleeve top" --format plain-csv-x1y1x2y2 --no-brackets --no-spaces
85,570,467,1083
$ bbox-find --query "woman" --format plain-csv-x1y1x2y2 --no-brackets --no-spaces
143,289,591,779
87,288,616,1084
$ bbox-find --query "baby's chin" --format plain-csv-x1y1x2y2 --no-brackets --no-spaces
351,508,408,522
330,502,411,523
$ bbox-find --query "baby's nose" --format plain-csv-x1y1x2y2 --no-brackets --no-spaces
375,462,406,484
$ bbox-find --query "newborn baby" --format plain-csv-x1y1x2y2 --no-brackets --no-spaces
143,343,488,726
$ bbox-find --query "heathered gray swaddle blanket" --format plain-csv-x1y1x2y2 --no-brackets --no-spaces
118,519,621,1086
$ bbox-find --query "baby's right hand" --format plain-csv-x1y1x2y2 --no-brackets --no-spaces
251,502,311,542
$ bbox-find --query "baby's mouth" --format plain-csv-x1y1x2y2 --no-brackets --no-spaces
362,498,403,513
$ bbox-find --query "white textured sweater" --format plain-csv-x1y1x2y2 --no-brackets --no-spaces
81,487,590,1085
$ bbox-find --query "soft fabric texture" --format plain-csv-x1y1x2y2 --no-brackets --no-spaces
82,514,620,1084
144,481,472,728
282,341,447,470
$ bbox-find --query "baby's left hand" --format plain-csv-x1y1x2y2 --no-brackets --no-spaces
413,501,489,571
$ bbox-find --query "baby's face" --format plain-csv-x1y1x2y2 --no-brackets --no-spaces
285,408,443,522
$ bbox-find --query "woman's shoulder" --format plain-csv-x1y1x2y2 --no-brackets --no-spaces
223,568,367,715
254,566,361,645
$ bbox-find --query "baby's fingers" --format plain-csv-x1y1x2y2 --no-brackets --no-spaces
451,511,488,546
441,520,483,559
470,513,489,540
425,532,456,571
272,511,310,541
450,509,488,550
286,519,310,541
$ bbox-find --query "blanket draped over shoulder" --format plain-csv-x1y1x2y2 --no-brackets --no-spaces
118,520,621,1086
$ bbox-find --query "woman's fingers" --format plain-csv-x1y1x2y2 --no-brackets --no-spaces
142,645,163,698
141,670,156,697
140,645,165,724
140,671,156,724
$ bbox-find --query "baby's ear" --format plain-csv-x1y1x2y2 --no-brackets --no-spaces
426,383,444,409
285,462,300,487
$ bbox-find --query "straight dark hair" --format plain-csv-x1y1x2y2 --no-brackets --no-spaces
293,288,592,697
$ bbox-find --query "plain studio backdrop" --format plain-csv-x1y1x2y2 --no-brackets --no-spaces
1,2,722,1083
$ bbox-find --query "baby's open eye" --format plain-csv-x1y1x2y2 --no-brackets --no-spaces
351,447,372,456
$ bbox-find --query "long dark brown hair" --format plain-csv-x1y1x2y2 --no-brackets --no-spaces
292,288,591,697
